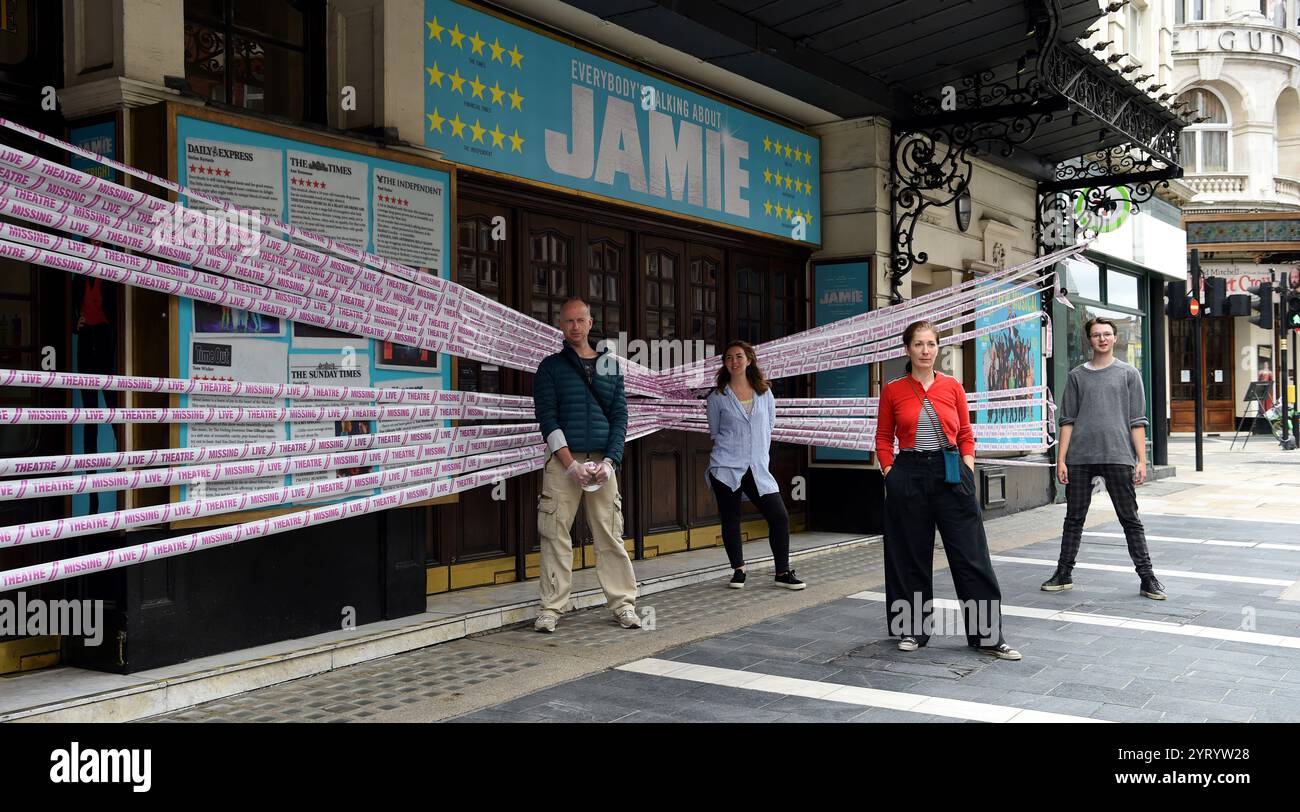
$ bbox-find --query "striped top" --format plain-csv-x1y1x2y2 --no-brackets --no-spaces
911,398,947,451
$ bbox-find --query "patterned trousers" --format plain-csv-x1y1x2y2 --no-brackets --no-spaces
1057,463,1153,577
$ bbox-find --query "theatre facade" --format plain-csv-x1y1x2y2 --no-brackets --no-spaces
0,0,1185,674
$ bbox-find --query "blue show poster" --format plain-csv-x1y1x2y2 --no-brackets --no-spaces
974,278,1044,448
813,260,871,463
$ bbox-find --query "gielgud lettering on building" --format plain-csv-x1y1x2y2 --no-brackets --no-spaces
546,58,750,218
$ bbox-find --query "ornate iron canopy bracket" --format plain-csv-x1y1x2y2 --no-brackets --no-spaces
889,82,1061,303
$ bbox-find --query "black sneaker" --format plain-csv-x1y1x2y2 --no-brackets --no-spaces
774,570,806,590
1041,566,1074,592
977,643,1023,661
728,569,746,589
1140,575,1167,601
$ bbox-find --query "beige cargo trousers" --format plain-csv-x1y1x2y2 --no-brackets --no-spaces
536,451,638,616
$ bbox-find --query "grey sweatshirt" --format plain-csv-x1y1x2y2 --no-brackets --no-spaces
1059,360,1149,466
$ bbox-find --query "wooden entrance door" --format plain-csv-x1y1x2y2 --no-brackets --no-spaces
1170,317,1236,432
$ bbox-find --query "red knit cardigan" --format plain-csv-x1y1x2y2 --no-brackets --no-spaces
874,372,976,469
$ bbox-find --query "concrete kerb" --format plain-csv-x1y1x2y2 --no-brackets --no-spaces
2,534,882,723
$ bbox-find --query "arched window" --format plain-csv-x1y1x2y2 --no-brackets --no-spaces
1177,89,1230,173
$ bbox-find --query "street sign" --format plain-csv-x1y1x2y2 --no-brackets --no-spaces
1189,298,1200,316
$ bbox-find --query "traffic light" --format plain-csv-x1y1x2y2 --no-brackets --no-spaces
1205,276,1228,316
1287,289,1300,330
1165,280,1189,318
1248,282,1273,330
1226,294,1251,316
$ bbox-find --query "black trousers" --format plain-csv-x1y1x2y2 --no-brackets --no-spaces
1058,463,1153,577
709,469,790,573
883,451,1005,647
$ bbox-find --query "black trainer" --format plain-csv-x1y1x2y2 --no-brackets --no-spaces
1140,575,1167,600
774,570,806,590
1041,566,1074,592
728,569,746,589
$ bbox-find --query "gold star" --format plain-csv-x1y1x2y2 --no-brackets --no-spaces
508,129,524,152
795,208,805,222
763,199,773,215
489,80,506,106
763,168,772,185
793,147,803,163
489,37,506,62
469,74,486,99
469,118,486,143
448,68,466,93
773,139,783,157
489,124,506,148
448,23,466,48
426,62,445,87
448,113,466,138
806,211,814,225
469,31,486,55
784,143,792,159
762,136,772,153
426,17,445,41
805,181,813,196
805,150,812,165
508,45,524,68
508,86,524,111
427,108,446,133
784,174,793,190
773,170,783,187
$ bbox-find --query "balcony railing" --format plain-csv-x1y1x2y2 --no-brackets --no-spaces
1274,176,1300,201
1184,173,1248,195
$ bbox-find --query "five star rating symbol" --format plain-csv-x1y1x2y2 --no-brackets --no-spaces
189,165,232,177
425,17,527,153
291,177,328,189
378,194,411,207
448,68,466,94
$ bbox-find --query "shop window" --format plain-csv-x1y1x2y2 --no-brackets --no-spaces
1065,259,1101,301
184,0,324,124
1106,269,1140,310
1067,305,1145,377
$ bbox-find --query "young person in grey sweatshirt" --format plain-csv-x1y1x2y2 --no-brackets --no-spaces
1041,316,1166,600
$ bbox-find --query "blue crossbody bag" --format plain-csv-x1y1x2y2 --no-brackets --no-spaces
911,381,962,484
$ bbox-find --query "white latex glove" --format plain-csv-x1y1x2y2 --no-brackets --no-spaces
591,459,615,485
566,460,592,486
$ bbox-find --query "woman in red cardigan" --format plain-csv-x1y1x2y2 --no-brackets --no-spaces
875,320,1020,660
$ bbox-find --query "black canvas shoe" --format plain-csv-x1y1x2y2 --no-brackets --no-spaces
728,569,746,589
1140,576,1167,600
1041,566,1074,592
774,570,806,590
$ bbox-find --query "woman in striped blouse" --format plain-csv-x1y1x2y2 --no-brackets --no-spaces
874,320,1020,660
